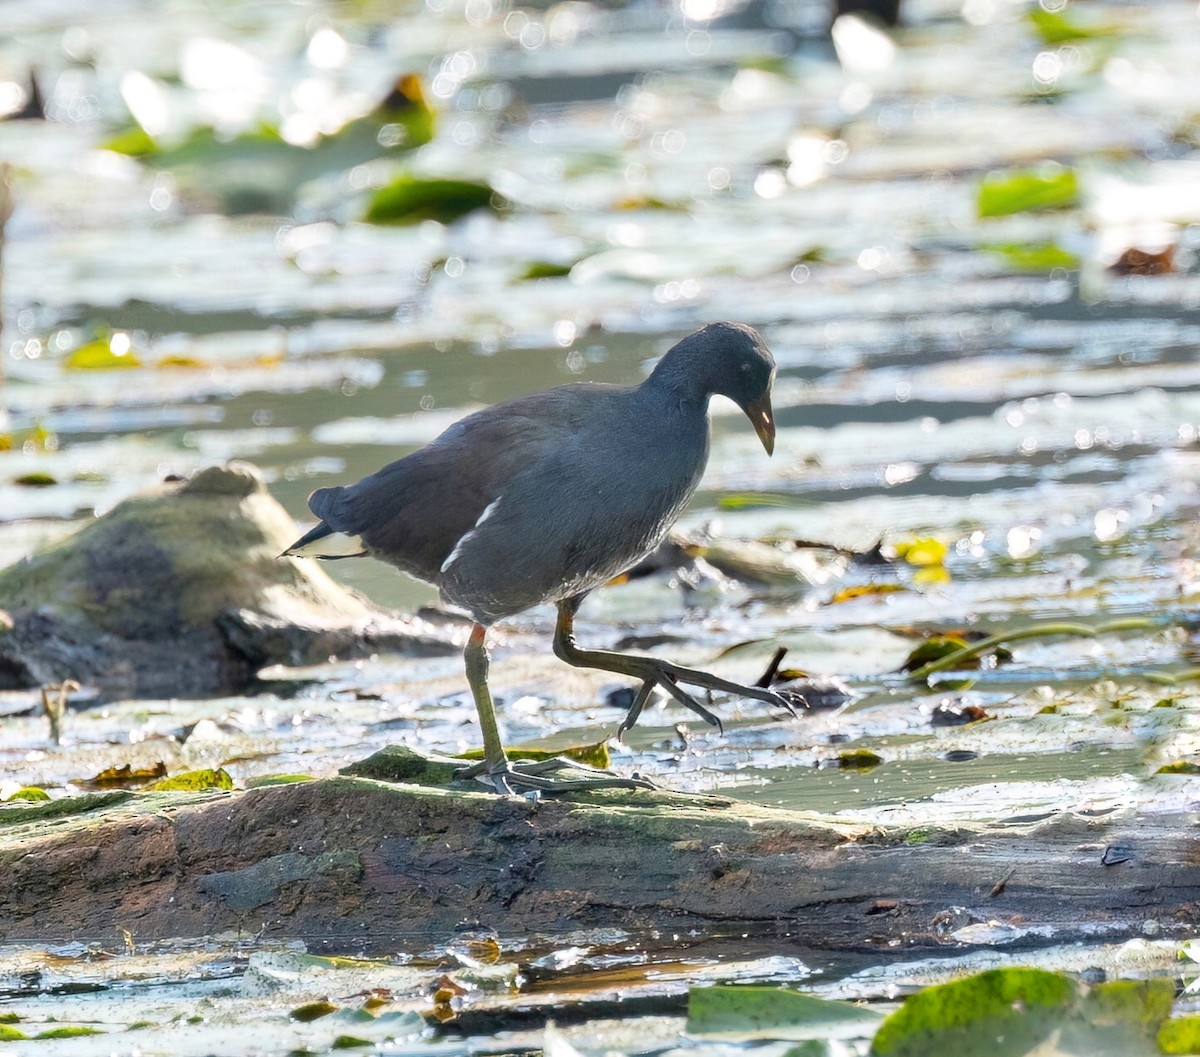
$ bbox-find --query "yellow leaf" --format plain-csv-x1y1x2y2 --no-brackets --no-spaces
914,565,952,585
456,741,610,769
828,583,906,605
893,537,948,567
66,336,143,370
147,767,235,792
75,762,169,789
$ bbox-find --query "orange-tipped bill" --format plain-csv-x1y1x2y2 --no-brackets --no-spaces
745,393,776,456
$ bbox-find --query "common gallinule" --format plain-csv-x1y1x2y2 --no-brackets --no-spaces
284,322,795,793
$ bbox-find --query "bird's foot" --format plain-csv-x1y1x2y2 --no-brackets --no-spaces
616,661,807,737
553,601,805,739
454,756,656,797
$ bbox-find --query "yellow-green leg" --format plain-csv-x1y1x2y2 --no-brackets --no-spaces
462,622,515,795
458,621,654,795
553,597,801,736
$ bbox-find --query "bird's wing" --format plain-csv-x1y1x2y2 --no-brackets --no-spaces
310,387,605,581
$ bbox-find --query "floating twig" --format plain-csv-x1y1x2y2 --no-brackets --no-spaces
40,679,80,744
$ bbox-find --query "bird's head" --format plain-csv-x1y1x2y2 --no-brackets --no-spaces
661,321,776,455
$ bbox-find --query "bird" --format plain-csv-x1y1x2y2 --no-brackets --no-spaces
283,321,795,794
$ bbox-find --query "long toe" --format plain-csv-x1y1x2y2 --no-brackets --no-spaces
655,674,723,730
610,661,724,729
475,758,656,795
773,687,809,713
488,771,518,796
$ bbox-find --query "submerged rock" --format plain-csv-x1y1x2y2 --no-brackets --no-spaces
0,463,457,698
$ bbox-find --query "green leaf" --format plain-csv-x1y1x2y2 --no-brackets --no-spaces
0,1025,27,1041
517,261,575,280
869,967,1077,1056
717,492,792,510
1157,760,1200,775
290,1001,339,1022
982,241,1080,272
1160,1016,1200,1054
836,749,883,769
13,473,57,488
977,165,1078,218
687,984,881,1040
901,635,972,671
364,175,503,225
103,125,158,157
2,786,50,802
36,1027,105,1039
147,767,234,792
1028,6,1115,44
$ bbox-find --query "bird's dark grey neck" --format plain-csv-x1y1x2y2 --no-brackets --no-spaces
642,344,719,408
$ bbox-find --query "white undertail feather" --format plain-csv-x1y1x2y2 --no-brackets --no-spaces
284,530,365,559
440,496,502,573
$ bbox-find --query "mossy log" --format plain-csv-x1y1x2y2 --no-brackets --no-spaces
1,747,1196,959
0,463,456,697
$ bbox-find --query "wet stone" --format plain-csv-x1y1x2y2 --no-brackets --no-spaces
0,463,457,699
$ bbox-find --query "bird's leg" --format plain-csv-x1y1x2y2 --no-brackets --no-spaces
553,599,802,737
460,622,516,795
456,622,655,795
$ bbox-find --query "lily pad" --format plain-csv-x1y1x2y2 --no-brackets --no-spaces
687,984,881,1040
13,472,57,487
1028,6,1116,44
363,175,503,225
981,241,1080,272
2,786,50,802
1160,1016,1200,1055
978,165,1079,218
901,635,973,671
869,967,1078,1056
36,1026,106,1039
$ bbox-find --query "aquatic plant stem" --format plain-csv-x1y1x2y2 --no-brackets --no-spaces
1144,668,1200,687
907,616,1162,684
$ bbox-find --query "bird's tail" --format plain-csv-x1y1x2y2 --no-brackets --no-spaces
280,486,367,560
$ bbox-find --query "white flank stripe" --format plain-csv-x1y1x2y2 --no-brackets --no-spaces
440,496,501,573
